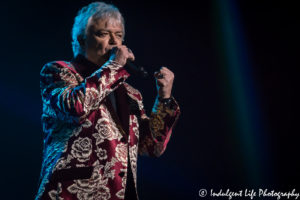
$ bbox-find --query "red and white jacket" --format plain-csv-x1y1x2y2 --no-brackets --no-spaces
36,56,180,200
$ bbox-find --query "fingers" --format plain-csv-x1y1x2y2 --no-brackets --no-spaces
117,45,135,62
154,71,164,79
110,45,135,66
154,67,174,80
126,47,135,61
155,67,174,87
155,67,174,98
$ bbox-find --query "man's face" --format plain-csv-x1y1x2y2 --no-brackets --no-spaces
83,17,124,65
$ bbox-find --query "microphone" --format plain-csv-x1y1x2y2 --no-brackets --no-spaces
125,60,149,78
108,47,149,78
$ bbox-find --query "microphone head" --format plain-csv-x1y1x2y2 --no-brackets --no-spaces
139,66,149,78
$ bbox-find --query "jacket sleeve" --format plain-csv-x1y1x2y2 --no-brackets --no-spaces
40,60,130,124
138,96,180,157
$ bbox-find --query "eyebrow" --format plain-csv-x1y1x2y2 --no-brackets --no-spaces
97,29,123,34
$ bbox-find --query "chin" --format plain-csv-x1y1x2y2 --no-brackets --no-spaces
101,52,110,61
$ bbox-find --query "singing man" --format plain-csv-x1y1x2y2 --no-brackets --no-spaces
36,2,180,199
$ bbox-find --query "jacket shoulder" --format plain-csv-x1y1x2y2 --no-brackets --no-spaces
40,60,76,75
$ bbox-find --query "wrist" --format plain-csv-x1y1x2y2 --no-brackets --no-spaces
109,55,125,67
109,59,122,66
158,96,173,106
161,94,171,99
158,92,171,99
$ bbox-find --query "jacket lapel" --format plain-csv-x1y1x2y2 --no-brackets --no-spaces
115,85,130,135
105,84,140,139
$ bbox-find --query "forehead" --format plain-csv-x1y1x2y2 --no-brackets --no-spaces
87,17,123,32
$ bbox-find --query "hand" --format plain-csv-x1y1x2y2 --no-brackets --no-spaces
154,67,174,99
109,45,135,66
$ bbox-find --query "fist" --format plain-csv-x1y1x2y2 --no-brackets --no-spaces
154,67,174,99
109,45,135,66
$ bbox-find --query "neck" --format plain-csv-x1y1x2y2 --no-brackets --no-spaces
85,53,107,67
73,54,101,78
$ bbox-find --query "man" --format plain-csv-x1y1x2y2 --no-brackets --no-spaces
36,2,180,200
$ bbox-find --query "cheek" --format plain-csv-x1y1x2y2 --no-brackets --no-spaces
95,41,106,52
95,39,109,53
86,38,106,54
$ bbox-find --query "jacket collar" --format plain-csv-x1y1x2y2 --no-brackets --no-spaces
71,54,99,78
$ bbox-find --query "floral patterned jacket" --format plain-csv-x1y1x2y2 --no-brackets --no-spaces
36,57,180,200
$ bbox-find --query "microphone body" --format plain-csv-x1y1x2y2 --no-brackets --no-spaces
125,60,149,78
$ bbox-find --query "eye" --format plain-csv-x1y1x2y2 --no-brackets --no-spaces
95,31,108,37
116,34,123,39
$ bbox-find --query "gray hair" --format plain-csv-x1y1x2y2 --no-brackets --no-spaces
71,2,125,57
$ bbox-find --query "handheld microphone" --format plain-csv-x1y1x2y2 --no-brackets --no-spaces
125,60,149,78
108,47,149,78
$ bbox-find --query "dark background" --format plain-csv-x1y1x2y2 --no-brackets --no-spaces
0,0,298,199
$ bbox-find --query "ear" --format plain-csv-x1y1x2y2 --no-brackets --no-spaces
77,35,85,48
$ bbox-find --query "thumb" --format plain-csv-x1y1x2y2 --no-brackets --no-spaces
154,71,164,79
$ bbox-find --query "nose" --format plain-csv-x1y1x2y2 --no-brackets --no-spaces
109,34,117,45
